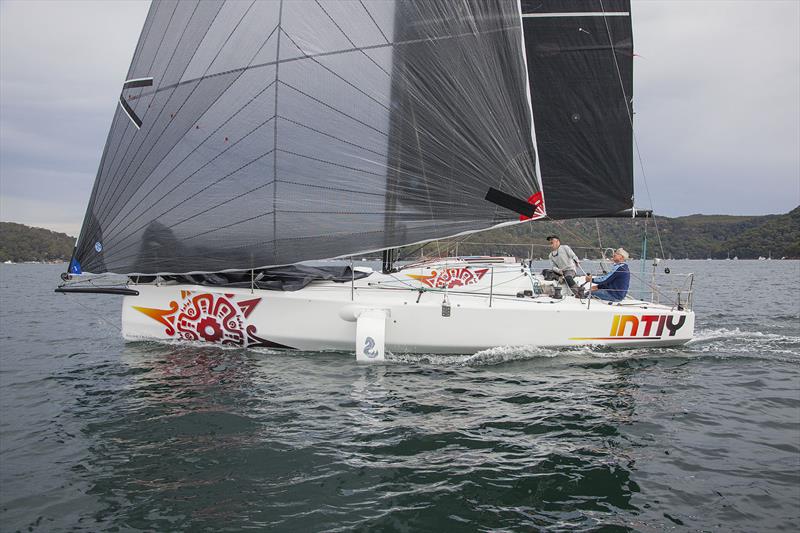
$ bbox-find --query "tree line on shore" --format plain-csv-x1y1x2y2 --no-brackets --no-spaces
1,206,797,264
411,206,800,260
0,222,75,263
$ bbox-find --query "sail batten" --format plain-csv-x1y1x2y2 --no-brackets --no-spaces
73,0,543,275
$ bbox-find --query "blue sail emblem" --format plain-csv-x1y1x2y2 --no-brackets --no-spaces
68,258,82,274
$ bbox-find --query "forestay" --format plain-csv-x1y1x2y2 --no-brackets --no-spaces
72,0,543,275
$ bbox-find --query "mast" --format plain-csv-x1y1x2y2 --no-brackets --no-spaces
381,249,398,274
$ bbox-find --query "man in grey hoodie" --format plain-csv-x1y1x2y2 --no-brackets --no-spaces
547,235,581,293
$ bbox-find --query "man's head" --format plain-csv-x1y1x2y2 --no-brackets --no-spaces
612,248,629,263
546,235,560,250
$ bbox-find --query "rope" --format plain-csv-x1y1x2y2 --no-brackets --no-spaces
598,0,667,260
59,294,124,334
540,216,606,262
595,219,604,250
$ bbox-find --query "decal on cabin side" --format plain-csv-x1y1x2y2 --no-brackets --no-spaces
406,267,489,289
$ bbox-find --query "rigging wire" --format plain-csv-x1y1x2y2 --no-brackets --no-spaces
58,295,124,334
599,0,666,259
595,219,604,250
540,216,607,259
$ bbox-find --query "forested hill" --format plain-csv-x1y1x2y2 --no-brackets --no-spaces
0,223,75,263
1,208,797,264
417,206,800,260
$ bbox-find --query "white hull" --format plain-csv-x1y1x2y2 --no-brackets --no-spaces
121,260,694,354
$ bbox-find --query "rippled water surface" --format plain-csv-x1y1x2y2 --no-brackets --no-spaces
1,261,799,531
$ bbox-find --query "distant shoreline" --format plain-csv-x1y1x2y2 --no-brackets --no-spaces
2,206,798,263
0,222,76,264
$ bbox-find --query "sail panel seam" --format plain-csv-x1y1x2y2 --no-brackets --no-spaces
279,81,389,137
277,149,386,177
106,194,278,266
105,141,277,249
102,0,178,184
130,25,519,100
97,9,279,241
183,211,275,241
314,0,390,77
97,1,257,225
101,77,279,238
274,29,459,159
272,0,283,263
167,183,274,230
108,210,278,267
276,115,385,157
278,29,391,111
359,0,390,44
276,180,384,198
95,0,186,211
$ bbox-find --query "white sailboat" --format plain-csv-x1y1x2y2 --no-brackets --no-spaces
58,0,694,359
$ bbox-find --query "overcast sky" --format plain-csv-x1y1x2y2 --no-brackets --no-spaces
1,0,798,236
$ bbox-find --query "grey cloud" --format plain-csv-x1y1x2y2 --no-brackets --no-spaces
632,0,800,215
0,0,150,234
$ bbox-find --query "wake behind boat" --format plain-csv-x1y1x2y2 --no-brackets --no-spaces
57,0,695,358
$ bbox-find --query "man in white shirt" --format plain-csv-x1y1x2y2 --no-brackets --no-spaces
547,235,581,293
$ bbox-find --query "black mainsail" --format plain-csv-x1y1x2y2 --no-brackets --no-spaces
521,0,634,219
71,0,543,275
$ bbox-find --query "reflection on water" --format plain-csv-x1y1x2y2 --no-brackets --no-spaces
2,262,799,531
70,343,648,531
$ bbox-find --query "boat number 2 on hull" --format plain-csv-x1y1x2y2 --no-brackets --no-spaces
363,337,380,358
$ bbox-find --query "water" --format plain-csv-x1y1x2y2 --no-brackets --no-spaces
1,261,798,532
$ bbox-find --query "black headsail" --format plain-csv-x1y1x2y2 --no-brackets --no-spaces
70,0,543,276
521,0,634,219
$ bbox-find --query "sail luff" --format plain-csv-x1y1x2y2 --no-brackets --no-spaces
94,1,204,227
516,0,546,216
70,1,166,274
87,5,283,271
97,1,256,239
93,0,184,218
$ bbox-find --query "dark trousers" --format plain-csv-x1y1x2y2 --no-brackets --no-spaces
561,269,577,288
